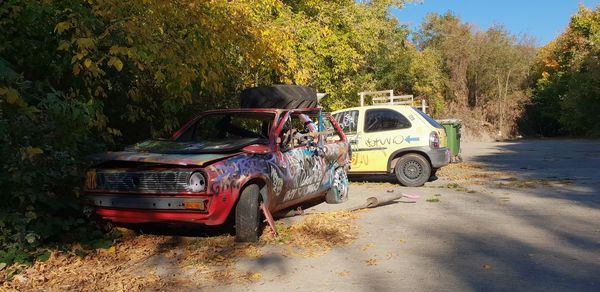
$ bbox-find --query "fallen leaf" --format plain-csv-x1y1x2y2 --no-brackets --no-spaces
385,252,395,260
336,270,349,277
361,243,374,251
248,272,263,281
366,258,378,266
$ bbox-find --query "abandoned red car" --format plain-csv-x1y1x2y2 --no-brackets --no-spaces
84,86,351,241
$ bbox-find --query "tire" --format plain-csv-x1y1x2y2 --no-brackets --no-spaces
394,154,431,187
235,184,262,242
240,85,318,109
325,167,349,204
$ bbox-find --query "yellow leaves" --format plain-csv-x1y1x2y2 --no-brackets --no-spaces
107,57,124,71
21,146,44,161
106,127,122,137
108,45,129,56
293,69,311,84
76,38,95,51
54,21,71,34
0,87,27,107
84,59,93,68
247,272,262,281
25,147,43,156
71,53,84,64
57,41,70,51
154,71,165,83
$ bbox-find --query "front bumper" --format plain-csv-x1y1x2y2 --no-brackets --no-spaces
87,195,208,211
86,192,234,226
428,147,451,168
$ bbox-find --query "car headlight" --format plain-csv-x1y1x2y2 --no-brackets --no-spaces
188,172,206,192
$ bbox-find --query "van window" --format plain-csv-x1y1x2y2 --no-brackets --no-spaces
364,109,411,133
333,110,359,134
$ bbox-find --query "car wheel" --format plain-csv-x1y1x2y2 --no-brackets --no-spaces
326,167,349,204
235,184,262,242
394,154,431,187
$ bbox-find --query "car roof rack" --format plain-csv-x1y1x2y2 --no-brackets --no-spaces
358,90,413,106
358,89,428,114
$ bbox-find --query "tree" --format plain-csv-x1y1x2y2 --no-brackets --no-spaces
416,12,536,137
531,5,600,136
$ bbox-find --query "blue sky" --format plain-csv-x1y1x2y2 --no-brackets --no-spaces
391,0,600,46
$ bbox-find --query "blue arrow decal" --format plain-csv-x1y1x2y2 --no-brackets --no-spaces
405,136,420,144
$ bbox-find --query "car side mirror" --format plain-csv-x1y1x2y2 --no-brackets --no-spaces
241,144,271,155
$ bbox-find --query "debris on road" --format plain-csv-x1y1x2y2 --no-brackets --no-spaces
346,192,420,211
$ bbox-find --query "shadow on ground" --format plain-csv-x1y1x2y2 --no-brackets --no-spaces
411,140,600,290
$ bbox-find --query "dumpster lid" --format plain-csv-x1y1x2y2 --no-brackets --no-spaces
436,119,462,124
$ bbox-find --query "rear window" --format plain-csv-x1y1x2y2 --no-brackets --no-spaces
364,109,411,133
414,109,443,129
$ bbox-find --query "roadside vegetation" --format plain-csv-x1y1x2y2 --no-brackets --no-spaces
1,0,599,275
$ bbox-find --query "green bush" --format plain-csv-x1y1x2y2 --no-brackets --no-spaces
0,58,106,265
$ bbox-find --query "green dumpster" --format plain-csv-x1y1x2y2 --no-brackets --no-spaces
437,119,462,163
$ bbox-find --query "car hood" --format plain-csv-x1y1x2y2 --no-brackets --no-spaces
88,151,237,166
89,138,265,166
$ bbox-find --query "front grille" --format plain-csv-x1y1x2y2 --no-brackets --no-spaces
94,169,191,193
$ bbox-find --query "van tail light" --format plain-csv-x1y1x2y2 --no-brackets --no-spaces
429,131,440,149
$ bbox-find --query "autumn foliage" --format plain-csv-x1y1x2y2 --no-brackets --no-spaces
529,5,600,136
0,0,598,270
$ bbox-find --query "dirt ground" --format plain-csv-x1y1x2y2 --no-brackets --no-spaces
3,139,600,291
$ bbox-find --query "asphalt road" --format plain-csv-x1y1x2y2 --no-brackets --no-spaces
226,139,600,292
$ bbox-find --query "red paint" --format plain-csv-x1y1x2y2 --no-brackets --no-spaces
241,144,271,154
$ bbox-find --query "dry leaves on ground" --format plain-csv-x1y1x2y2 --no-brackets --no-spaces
261,211,359,257
437,162,572,189
1,211,360,291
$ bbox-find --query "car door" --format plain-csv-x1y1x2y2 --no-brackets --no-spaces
273,112,326,204
354,108,414,172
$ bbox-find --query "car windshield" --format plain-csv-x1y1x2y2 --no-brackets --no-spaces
414,109,444,129
175,112,275,142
